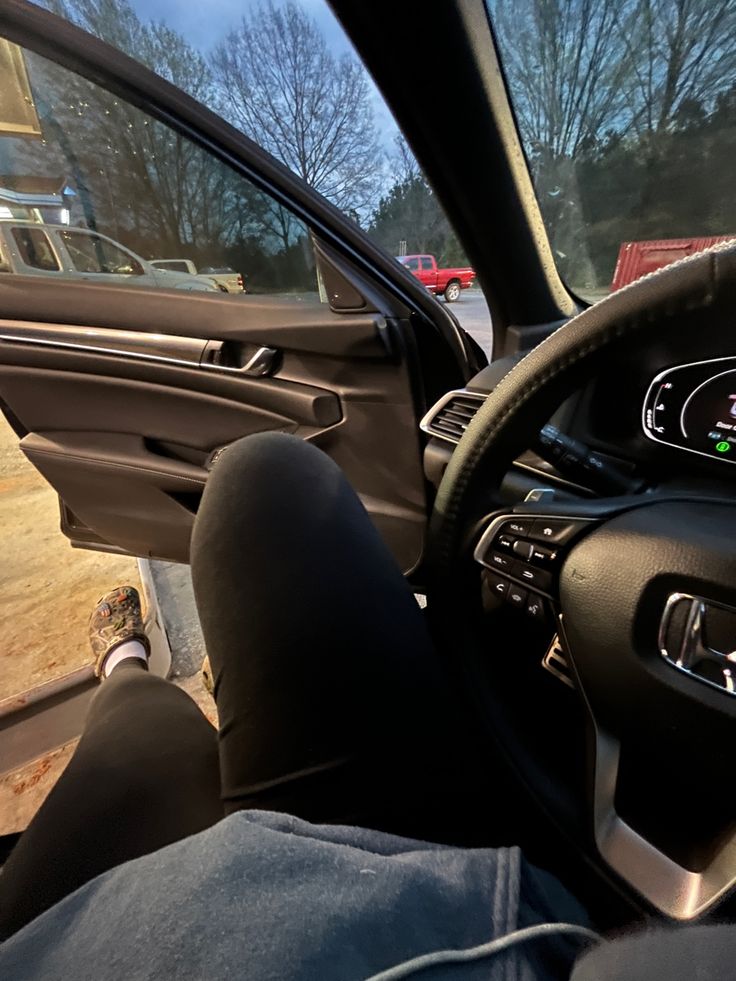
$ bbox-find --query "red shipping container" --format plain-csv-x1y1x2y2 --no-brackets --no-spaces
611,236,736,291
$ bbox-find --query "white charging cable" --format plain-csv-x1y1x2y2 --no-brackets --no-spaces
362,922,602,981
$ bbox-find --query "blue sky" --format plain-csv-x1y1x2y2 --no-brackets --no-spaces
128,0,353,57
128,0,397,147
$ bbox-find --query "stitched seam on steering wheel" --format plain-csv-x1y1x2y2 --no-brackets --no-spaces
437,274,716,564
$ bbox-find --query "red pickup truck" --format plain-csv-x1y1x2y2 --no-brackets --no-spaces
396,253,476,302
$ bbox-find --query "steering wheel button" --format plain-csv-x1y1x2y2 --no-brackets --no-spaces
529,518,590,546
507,584,528,608
526,595,546,620
517,564,553,591
505,518,531,537
488,551,514,572
495,534,515,552
483,572,509,601
530,544,557,564
512,540,534,560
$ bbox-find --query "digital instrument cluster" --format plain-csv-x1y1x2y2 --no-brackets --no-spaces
643,357,736,464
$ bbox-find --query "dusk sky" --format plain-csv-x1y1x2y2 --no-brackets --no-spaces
128,0,353,57
127,0,396,145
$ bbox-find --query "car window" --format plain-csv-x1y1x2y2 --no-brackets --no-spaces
486,0,736,302
37,0,492,354
61,231,143,275
420,257,433,271
154,260,189,273
0,39,317,298
12,226,60,271
405,257,420,271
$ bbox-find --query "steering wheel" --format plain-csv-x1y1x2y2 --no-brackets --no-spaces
427,242,736,921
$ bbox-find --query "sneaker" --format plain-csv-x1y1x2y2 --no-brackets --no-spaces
89,585,150,677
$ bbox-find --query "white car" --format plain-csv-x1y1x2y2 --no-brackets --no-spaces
151,258,245,293
0,222,218,291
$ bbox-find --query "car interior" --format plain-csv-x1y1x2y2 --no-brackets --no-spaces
0,0,735,952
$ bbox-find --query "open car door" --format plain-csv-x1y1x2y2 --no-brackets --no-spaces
0,4,481,577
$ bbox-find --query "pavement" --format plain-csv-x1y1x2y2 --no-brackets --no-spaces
449,289,493,356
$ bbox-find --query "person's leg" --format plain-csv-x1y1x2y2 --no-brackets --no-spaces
191,432,480,832
0,660,221,939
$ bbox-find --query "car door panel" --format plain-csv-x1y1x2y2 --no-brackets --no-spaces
0,278,393,357
0,284,429,571
0,6,473,584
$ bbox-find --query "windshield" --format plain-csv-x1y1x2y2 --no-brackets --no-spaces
487,0,736,302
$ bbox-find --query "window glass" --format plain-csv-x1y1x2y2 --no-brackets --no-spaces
420,257,433,271
487,0,736,302
0,41,317,297
12,226,59,270
405,257,420,271
39,0,492,353
153,260,189,273
61,231,142,275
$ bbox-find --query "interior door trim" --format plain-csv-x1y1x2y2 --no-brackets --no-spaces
0,321,207,369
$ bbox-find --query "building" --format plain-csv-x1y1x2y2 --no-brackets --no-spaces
0,175,74,224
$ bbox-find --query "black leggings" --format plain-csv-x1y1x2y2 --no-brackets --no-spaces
0,434,484,939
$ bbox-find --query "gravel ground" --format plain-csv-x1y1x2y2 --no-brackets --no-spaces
0,416,142,702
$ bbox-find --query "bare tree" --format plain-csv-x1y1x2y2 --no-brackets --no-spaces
391,135,422,185
38,0,223,244
619,0,736,136
490,0,638,160
490,0,736,151
31,0,274,257
211,0,382,225
367,135,466,262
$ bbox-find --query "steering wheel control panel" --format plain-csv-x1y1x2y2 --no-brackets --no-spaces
643,356,736,464
474,513,594,620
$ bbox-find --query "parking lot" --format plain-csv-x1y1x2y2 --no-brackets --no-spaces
449,288,493,355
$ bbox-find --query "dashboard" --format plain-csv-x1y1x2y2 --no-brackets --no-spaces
643,357,736,464
423,331,736,506
554,324,736,494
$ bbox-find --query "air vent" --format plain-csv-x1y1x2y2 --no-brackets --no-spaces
420,389,486,444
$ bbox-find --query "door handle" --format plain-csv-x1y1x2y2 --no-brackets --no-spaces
240,346,278,376
200,341,278,377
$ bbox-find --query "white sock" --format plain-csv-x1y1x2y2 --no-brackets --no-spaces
103,639,148,677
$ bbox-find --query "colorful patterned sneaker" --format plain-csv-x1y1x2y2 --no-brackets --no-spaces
89,585,150,677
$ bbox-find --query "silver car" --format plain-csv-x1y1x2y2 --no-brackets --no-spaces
0,221,218,291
